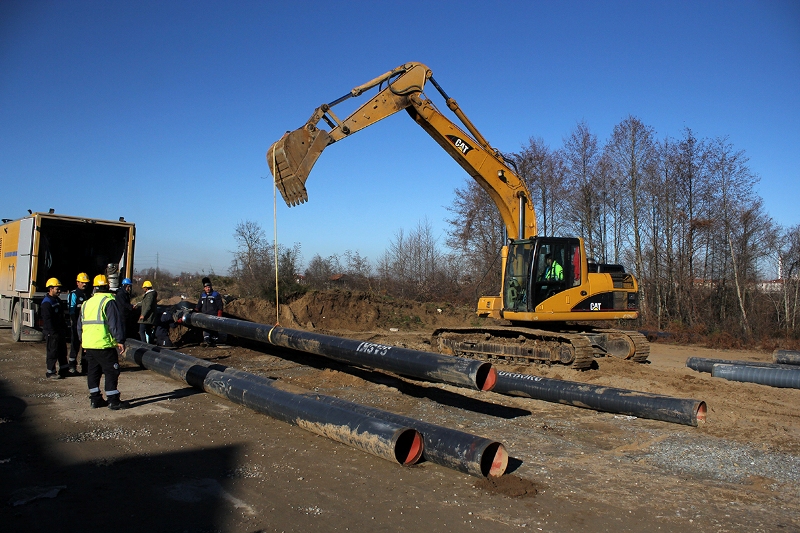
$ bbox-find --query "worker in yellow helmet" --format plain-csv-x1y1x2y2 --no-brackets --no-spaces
78,274,128,409
137,280,157,343
67,272,91,374
42,277,68,379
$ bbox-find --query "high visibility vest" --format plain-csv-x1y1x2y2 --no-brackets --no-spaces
545,261,563,280
81,293,116,349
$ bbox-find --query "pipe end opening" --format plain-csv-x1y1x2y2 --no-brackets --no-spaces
695,401,707,424
396,429,424,465
482,442,509,478
477,365,497,391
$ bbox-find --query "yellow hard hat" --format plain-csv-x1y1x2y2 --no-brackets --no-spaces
76,272,90,283
46,277,62,288
93,274,109,287
142,280,153,288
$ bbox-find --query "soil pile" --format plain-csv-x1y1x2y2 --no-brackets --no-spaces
224,290,478,332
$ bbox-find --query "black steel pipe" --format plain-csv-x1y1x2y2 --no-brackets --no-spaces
286,392,507,478
686,356,795,374
493,371,706,426
125,340,507,476
123,340,423,466
200,364,506,476
773,349,800,365
176,311,496,391
711,363,800,389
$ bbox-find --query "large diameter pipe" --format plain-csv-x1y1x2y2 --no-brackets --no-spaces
177,311,496,391
125,340,507,477
123,340,423,466
289,392,507,478
773,349,800,365
233,374,506,477
686,356,795,374
206,366,506,477
711,363,800,389
494,371,706,426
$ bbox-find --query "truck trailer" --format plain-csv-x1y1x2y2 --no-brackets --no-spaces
0,212,135,341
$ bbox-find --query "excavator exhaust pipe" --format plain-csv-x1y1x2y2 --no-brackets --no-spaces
267,126,332,207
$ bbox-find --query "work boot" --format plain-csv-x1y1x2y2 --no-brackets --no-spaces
46,371,63,380
68,363,78,375
90,393,108,408
107,395,129,410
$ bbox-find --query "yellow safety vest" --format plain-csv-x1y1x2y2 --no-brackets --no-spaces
81,293,116,349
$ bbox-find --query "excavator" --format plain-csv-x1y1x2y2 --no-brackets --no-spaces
267,62,648,369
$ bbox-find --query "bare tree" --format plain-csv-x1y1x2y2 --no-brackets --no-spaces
304,253,341,290
706,138,764,337
230,220,304,301
561,121,602,259
445,179,505,300
777,225,800,334
515,137,567,237
378,218,448,301
604,116,658,321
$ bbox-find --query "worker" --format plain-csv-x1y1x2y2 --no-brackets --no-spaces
78,274,127,409
68,272,91,374
114,278,135,338
137,280,157,343
42,278,69,380
154,309,176,347
195,277,224,346
542,254,564,281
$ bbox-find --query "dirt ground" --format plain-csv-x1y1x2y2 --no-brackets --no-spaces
1,291,799,532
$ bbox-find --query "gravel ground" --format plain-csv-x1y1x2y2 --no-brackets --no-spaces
2,325,799,532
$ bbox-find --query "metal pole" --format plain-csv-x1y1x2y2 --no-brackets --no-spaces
176,311,496,391
493,371,706,426
711,363,800,389
687,356,795,374
123,340,423,466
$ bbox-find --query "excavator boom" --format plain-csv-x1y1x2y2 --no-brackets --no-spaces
267,62,536,239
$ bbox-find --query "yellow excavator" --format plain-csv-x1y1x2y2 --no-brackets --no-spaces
267,62,648,369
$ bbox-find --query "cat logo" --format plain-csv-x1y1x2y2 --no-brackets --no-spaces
446,135,473,155
590,302,601,311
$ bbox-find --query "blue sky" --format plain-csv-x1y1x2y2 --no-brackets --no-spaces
1,1,798,275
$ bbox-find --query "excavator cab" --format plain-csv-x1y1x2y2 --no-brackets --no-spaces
504,238,582,312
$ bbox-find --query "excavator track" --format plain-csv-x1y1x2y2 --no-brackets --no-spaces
433,327,597,370
592,328,650,363
432,326,650,370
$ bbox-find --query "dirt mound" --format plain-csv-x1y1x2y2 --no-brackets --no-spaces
224,290,478,332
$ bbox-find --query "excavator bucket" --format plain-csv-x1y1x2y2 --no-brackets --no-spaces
267,126,332,207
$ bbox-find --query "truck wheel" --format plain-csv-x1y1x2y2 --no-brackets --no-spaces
11,302,21,342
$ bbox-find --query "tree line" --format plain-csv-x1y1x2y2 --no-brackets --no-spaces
229,117,800,346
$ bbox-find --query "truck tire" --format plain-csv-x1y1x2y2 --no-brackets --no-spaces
11,302,21,342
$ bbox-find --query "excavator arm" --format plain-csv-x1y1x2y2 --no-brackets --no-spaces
267,62,537,239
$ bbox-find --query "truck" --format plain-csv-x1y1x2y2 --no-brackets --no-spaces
267,62,648,369
0,212,135,341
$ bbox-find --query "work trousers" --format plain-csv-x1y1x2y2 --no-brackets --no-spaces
138,323,154,344
69,319,84,368
85,347,121,396
45,332,68,373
